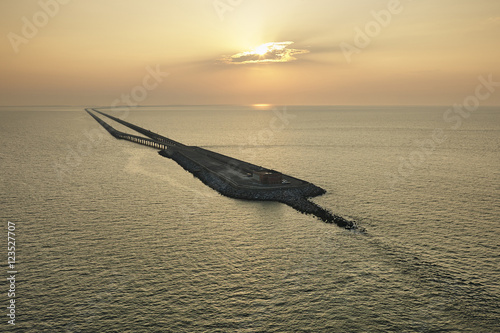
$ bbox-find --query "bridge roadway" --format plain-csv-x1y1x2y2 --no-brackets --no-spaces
90,108,185,148
86,109,169,150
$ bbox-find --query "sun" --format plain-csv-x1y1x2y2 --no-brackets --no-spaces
255,44,269,56
224,41,308,65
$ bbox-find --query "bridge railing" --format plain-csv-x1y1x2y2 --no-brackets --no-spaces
86,109,169,150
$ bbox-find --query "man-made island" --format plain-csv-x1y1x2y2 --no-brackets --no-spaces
86,109,360,230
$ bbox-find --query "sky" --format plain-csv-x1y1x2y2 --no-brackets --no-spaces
1,0,499,106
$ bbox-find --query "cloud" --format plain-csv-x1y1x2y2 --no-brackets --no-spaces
223,42,309,65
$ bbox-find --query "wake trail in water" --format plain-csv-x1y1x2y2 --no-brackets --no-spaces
363,233,500,330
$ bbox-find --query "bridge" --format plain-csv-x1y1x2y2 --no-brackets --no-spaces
90,108,185,148
86,109,169,150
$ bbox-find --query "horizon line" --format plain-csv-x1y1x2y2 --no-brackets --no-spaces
1,104,499,108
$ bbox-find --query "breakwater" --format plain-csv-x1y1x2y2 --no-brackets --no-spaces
160,149,360,230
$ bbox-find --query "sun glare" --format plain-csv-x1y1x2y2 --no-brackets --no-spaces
255,44,270,56
252,103,272,109
224,41,308,65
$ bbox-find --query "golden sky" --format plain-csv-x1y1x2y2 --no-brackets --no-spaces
1,0,499,106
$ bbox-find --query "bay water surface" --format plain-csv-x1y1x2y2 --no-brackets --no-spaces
1,105,499,332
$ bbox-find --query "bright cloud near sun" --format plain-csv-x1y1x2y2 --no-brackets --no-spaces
224,42,309,65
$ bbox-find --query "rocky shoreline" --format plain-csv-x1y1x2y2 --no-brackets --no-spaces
160,150,361,230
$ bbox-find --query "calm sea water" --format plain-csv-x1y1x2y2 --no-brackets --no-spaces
1,106,499,332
